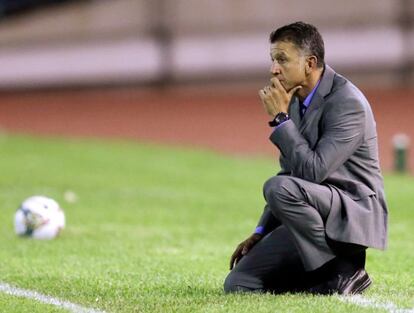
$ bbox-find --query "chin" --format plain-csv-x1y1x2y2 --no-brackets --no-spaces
285,84,295,91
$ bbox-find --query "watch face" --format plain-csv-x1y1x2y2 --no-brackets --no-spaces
269,113,289,127
275,112,289,126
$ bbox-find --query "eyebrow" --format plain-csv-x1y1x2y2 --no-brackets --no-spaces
270,52,288,58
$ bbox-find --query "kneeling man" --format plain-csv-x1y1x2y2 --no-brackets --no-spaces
224,21,388,295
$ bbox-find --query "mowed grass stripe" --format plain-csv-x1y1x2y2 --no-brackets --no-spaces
0,134,412,313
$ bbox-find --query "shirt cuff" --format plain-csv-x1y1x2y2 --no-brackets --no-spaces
254,226,264,235
272,119,290,132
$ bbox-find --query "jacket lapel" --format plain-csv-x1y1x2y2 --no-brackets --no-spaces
298,65,336,133
289,97,301,127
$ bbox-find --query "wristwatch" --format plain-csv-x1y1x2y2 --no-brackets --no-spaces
268,112,290,127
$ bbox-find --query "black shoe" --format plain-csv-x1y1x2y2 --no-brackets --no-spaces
309,268,372,295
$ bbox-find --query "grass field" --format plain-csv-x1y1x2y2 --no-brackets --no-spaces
0,134,413,313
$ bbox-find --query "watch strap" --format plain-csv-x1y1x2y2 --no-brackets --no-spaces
269,112,290,127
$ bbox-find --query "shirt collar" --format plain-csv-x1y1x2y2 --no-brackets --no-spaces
302,79,321,108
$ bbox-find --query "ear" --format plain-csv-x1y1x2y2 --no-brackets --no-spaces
305,56,318,74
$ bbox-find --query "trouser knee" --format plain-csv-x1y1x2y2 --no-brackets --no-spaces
263,176,300,213
223,271,262,293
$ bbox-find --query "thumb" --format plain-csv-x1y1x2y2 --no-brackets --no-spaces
289,85,302,96
241,247,248,255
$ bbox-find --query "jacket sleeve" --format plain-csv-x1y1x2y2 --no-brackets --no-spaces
255,204,281,236
269,98,366,184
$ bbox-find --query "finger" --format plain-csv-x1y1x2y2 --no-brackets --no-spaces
230,252,237,270
264,86,273,94
230,247,242,270
264,86,275,99
258,89,266,100
230,255,236,270
271,78,285,92
235,255,242,265
288,85,302,96
260,88,272,100
231,253,243,269
242,240,253,255
270,77,279,88
260,88,274,104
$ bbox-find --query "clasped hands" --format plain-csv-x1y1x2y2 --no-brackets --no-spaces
259,78,302,118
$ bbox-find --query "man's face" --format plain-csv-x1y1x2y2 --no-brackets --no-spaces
270,40,307,91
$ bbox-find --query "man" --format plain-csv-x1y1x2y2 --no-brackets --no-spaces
224,22,388,295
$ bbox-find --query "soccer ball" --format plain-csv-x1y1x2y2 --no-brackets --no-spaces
14,196,65,240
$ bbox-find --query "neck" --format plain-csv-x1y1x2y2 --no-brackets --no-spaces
297,68,323,101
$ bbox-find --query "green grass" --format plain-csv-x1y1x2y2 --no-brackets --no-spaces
0,134,412,312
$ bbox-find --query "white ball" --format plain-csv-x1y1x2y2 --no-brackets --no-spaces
14,196,65,240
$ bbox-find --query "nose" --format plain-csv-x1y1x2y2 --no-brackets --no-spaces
270,61,281,75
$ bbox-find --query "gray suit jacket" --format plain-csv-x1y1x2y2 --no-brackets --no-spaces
258,65,388,250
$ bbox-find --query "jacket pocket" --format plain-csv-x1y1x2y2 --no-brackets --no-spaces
343,183,376,200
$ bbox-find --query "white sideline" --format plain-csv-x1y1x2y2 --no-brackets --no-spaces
0,282,106,313
339,295,414,313
2,281,413,313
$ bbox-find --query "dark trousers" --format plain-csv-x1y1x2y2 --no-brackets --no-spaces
224,225,366,293
224,176,366,293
